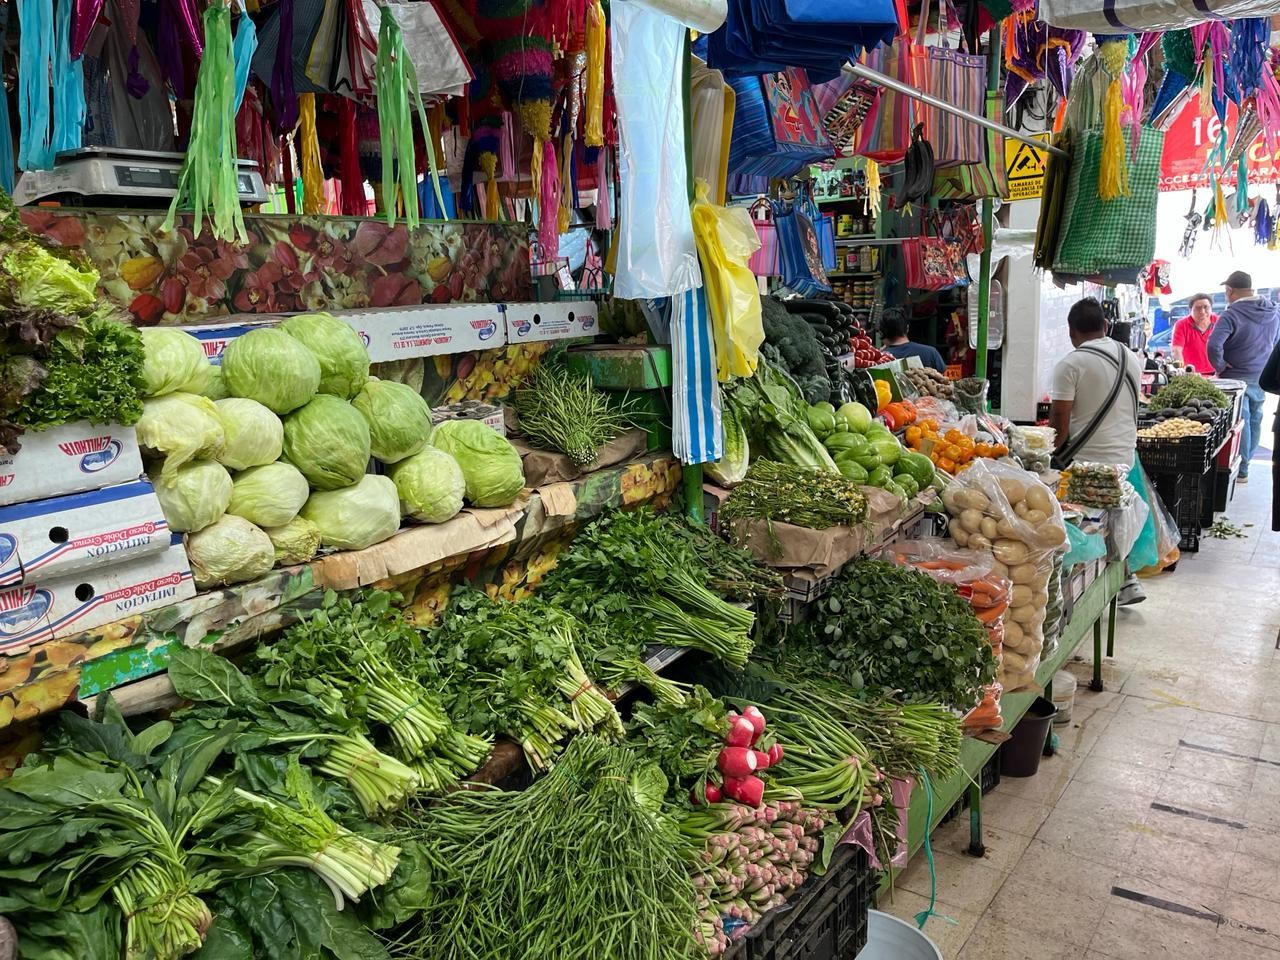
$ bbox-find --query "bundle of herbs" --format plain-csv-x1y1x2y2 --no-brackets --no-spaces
627,685,729,805
793,557,996,709
0,702,400,960
720,459,869,530
540,508,757,668
424,589,624,769
389,736,700,960
511,363,636,468
257,590,492,793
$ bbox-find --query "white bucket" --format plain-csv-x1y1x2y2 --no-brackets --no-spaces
1052,670,1077,724
856,910,943,960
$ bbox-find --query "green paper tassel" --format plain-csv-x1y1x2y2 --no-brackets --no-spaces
163,4,245,243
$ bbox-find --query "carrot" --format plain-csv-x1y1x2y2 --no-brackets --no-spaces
975,602,1008,624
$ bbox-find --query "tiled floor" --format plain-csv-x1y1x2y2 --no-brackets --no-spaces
881,448,1280,959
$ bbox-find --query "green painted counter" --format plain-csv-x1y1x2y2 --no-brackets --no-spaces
899,559,1125,867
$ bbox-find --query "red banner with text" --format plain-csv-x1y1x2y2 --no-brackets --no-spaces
1160,101,1280,191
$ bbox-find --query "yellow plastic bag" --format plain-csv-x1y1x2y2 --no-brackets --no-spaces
690,180,765,381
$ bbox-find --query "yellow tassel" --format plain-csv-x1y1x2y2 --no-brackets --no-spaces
298,94,325,214
558,134,573,234
480,153,500,220
1097,41,1130,201
530,138,543,210
1213,179,1228,228
1200,48,1214,119
865,160,881,218
585,0,605,147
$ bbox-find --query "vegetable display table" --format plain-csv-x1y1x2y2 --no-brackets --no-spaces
894,560,1123,870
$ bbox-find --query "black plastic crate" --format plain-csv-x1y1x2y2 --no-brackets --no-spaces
1138,433,1215,476
724,844,872,960
1179,524,1201,553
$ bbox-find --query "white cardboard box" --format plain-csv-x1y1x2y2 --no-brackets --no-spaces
503,301,599,344
178,319,279,364
0,535,195,653
339,304,506,361
0,479,171,587
0,422,144,507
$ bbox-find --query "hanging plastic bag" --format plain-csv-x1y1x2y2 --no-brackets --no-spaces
690,179,765,381
1062,522,1107,568
610,0,702,299
1129,460,1170,573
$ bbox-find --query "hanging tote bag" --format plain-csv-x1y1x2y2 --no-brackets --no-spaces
824,78,880,155
933,90,1008,200
817,211,838,270
773,195,832,295
918,44,987,167
855,40,918,164
747,197,780,277
728,66,835,178
1053,126,1164,276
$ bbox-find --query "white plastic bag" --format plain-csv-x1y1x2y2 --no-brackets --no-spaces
610,0,702,300
1038,0,1271,34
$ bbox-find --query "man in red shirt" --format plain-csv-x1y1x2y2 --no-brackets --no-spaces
1170,293,1218,374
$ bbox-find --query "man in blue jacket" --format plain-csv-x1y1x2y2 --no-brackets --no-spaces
1209,271,1280,482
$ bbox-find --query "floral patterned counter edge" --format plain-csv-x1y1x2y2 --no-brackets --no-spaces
0,453,683,735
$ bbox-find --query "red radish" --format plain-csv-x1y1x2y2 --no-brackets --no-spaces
751,749,772,770
733,775,766,807
704,783,723,803
768,743,785,766
742,705,767,737
724,716,756,748
722,776,748,801
719,747,757,778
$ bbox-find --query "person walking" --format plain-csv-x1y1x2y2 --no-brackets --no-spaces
879,307,946,372
1170,293,1218,374
1208,271,1280,483
1049,297,1146,604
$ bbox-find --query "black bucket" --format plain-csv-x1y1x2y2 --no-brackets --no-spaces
1000,697,1058,778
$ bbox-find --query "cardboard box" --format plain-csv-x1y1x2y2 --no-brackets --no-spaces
504,301,599,344
0,479,170,587
178,319,278,364
0,422,144,507
0,535,195,654
339,304,506,361
431,401,506,436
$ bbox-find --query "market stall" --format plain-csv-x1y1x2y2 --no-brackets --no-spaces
1,0,1273,955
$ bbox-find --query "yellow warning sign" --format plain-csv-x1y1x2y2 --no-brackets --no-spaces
1004,135,1049,201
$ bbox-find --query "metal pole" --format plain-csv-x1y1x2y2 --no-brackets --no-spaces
847,61,1068,159
974,29,1001,382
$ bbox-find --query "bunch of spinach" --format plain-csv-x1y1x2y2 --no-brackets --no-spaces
0,701,400,960
626,685,728,807
790,558,996,709
257,591,492,794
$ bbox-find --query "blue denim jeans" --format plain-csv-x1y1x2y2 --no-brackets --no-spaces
1240,383,1266,477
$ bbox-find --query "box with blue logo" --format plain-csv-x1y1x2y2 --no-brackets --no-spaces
0,533,194,654
0,479,170,588
504,301,599,344
0,422,144,507
338,304,507,361
178,319,278,364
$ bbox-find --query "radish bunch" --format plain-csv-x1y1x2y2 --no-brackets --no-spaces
685,802,829,957
711,706,782,809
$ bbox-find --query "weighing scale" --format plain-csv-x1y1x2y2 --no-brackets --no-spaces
11,147,270,208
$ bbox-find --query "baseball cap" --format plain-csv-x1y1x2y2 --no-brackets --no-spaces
1223,270,1253,289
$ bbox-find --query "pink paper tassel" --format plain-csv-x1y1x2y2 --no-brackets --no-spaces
539,137,560,260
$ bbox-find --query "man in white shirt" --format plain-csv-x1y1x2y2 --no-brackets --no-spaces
1049,297,1145,603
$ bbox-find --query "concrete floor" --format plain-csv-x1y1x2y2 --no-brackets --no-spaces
881,448,1280,959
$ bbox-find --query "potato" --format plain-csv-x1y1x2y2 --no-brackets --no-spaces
968,534,992,551
942,487,962,514
1013,500,1030,518
1024,484,1054,515
996,518,1020,539
1011,584,1033,607
955,489,991,512
998,477,1028,503
980,517,999,540
993,539,1029,565
1033,589,1049,606
1011,603,1040,625
1002,649,1028,672
1004,618,1025,643
1022,509,1047,525
1010,562,1038,584
1004,629,1035,655
959,509,984,534
990,560,1010,580
950,519,970,546
1035,521,1067,547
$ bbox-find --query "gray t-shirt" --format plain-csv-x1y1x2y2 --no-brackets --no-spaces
1049,338,1141,466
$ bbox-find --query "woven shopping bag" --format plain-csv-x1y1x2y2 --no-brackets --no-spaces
773,193,832,295
933,91,1008,200
728,67,834,178
855,40,918,164
1053,126,1163,276
917,45,987,167
746,197,780,277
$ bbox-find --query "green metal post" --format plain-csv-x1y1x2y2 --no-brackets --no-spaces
966,780,984,857
973,29,1001,382
679,31,705,523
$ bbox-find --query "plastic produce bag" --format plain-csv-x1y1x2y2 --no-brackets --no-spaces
690,179,764,381
942,459,1067,692
1108,481,1149,563
1062,522,1107,568
1008,424,1055,473
610,0,702,299
1131,461,1176,574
